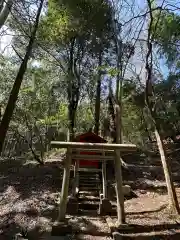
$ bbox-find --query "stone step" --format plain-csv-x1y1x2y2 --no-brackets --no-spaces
78,195,100,201
79,181,100,186
79,174,100,180
79,186,101,191
113,231,180,239
79,190,100,197
79,180,100,183
41,236,71,240
79,174,100,178
112,223,180,240
78,168,101,172
80,172,99,175
79,182,100,187
79,173,101,185
78,209,98,217
75,234,112,240
79,171,99,174
78,201,99,210
79,173,99,177
79,177,100,182
79,185,100,190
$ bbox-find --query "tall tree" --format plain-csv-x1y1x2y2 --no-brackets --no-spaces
40,0,113,139
0,0,44,153
94,45,103,135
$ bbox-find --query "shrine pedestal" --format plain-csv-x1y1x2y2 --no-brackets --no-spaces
98,198,112,215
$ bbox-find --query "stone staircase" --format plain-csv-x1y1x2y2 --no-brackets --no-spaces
77,170,102,215
79,170,101,193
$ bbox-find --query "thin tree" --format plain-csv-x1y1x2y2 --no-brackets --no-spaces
145,0,180,214
113,20,126,224
0,0,44,153
94,46,103,135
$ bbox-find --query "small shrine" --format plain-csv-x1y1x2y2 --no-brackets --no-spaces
74,131,107,169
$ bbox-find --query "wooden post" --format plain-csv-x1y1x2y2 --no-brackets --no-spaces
114,104,125,224
155,128,180,213
72,159,79,196
58,146,72,222
102,151,107,198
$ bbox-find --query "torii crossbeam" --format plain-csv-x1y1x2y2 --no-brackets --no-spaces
51,141,136,224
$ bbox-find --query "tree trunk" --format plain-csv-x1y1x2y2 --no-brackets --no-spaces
115,65,123,143
67,38,80,141
114,104,125,225
17,130,44,165
154,127,180,213
146,104,180,213
0,0,44,153
94,48,102,135
0,0,13,29
0,0,3,13
68,103,76,141
108,82,116,142
141,109,152,142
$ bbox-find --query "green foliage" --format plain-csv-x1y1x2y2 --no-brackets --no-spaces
123,100,146,145
40,0,113,44
152,10,180,66
76,104,94,132
3,0,180,158
40,0,70,43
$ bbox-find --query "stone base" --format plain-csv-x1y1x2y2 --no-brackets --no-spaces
98,198,112,216
112,225,134,240
51,221,72,236
116,223,134,232
100,193,104,200
122,185,131,196
66,196,78,215
15,233,28,240
112,231,122,240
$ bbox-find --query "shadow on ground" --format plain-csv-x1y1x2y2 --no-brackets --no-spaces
0,158,65,199
0,153,180,239
0,158,66,238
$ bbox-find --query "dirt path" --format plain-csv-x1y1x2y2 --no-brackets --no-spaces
1,157,180,239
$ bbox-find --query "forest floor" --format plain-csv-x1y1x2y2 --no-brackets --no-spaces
1,152,180,239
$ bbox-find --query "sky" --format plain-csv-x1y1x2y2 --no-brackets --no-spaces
116,0,180,80
0,26,13,55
